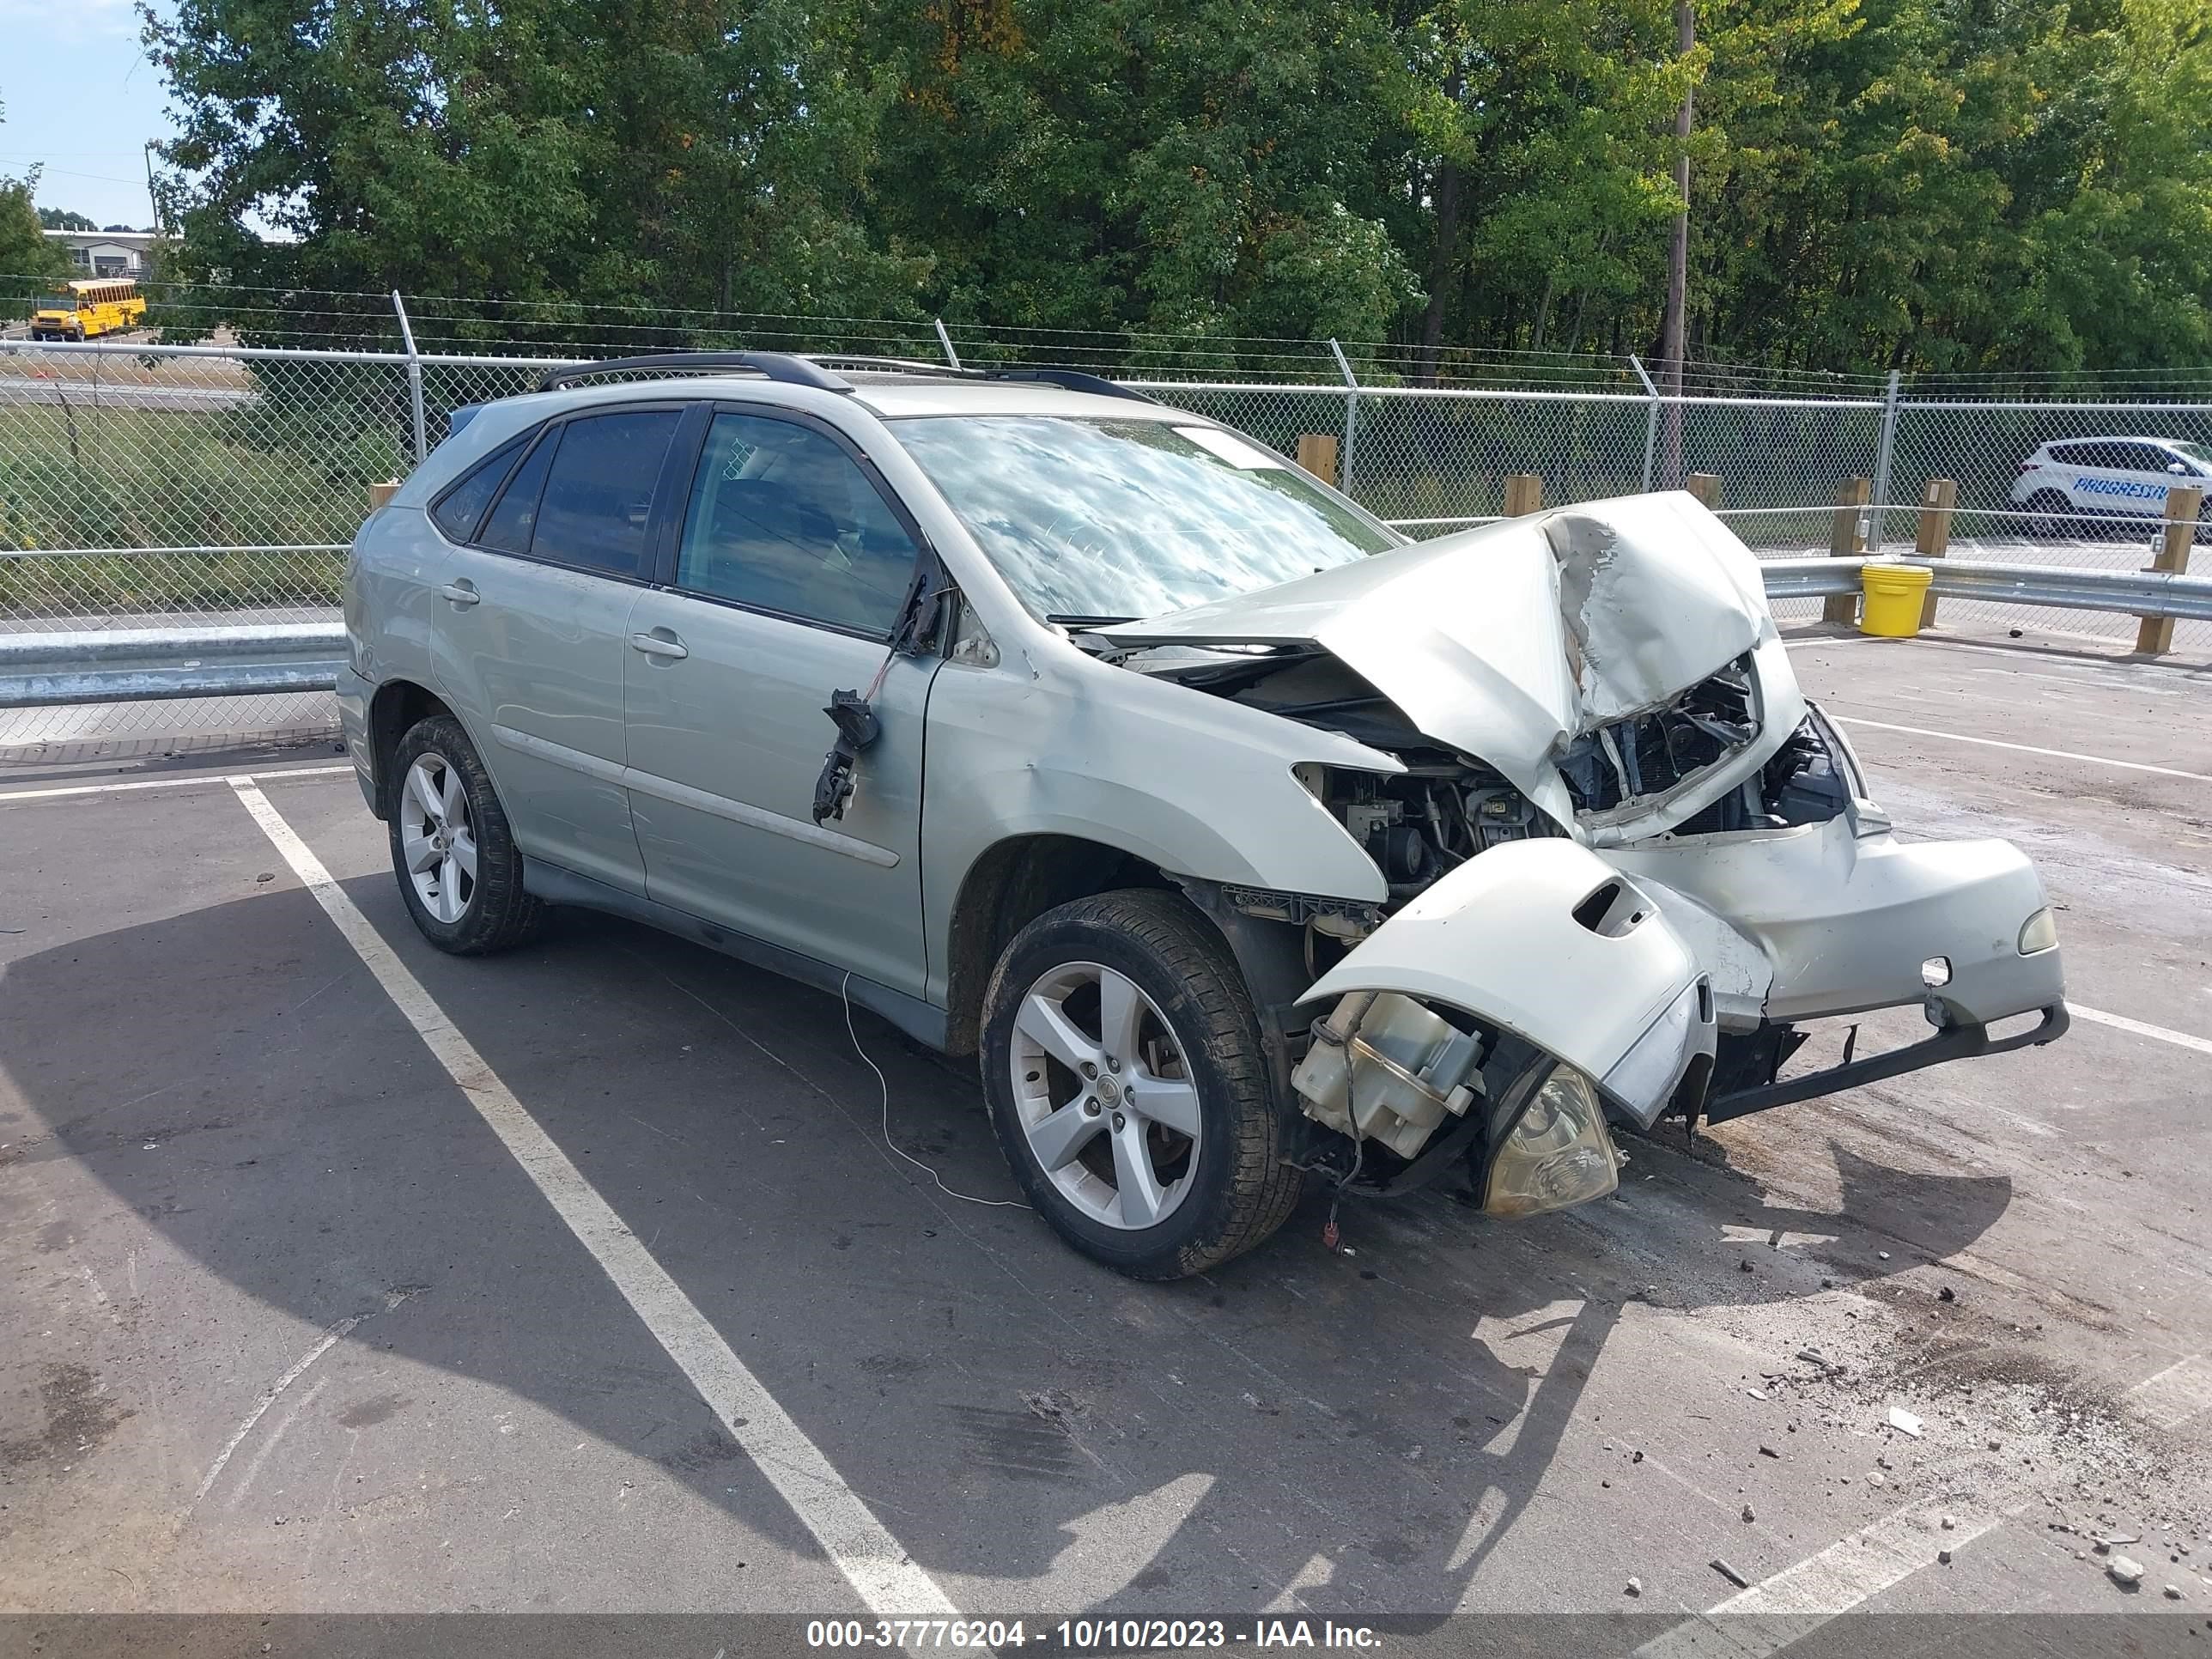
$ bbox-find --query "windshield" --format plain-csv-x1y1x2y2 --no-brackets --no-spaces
2170,441,2212,468
889,416,1398,621
35,293,78,313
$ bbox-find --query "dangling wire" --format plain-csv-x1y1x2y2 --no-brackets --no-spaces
841,974,1030,1210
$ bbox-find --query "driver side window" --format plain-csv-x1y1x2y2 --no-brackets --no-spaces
675,411,920,637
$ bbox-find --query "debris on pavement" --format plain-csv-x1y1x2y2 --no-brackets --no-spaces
1626,1577,1642,1597
1742,1504,1756,1522
1711,1559,1751,1589
1939,1549,1953,1565
1887,1407,1923,1437
2108,1556,2145,1588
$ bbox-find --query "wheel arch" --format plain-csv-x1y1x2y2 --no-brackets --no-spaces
938,834,1314,1103
939,833,1177,1058
367,678,459,820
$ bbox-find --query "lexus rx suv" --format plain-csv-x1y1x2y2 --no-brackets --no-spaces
337,352,2069,1279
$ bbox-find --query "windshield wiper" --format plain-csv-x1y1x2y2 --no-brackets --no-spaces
1046,612,1139,629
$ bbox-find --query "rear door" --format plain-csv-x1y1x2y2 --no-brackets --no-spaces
2112,441,2182,519
622,404,939,997
432,404,690,896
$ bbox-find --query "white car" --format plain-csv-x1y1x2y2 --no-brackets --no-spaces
2010,435,2212,533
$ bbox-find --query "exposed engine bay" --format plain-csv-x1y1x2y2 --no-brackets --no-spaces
1097,632,1861,1199
1074,498,2064,1225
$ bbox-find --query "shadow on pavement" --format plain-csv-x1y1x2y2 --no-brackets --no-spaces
0,881,2015,1613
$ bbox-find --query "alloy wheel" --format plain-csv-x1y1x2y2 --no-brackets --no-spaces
1009,961,1203,1230
398,751,477,925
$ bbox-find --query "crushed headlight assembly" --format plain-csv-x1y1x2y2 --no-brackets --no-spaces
1482,1063,1621,1218
2018,906,2059,955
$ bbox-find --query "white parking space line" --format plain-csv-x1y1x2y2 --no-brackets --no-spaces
1832,716,2212,783
0,763,352,803
2069,1002,2212,1057
1635,1501,2001,1659
225,776,958,1618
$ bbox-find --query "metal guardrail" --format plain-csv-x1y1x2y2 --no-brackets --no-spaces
5,556,2208,708
0,623,346,708
1760,556,2212,619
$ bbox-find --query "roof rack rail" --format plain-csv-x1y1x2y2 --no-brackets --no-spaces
787,356,1154,404
536,351,851,394
981,367,1158,404
804,354,982,378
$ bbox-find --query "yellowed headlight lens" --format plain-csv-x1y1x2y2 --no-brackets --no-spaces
2018,907,2058,955
1484,1065,1620,1218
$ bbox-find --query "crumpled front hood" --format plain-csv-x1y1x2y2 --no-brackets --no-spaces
1098,491,1799,837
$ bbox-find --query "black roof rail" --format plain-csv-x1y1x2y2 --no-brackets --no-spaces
980,367,1158,404
805,354,982,378
536,351,852,394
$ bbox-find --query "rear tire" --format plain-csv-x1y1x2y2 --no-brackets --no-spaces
2023,489,2071,539
981,890,1304,1279
387,714,545,955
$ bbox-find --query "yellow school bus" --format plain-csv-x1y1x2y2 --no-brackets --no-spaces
29,278,148,341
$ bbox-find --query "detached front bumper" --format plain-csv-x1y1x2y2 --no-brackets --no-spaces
1294,814,2065,1151
1607,813,2067,1118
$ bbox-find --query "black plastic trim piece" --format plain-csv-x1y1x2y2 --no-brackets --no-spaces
537,351,853,394
982,368,1159,404
1702,1001,2069,1123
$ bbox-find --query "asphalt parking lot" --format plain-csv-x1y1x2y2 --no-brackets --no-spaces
3,619,2209,1649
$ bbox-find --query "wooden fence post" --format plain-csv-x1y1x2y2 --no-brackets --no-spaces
368,480,399,510
1294,434,1339,487
1914,477,1957,629
1823,477,1872,625
1686,472,1721,509
2137,485,2203,655
1504,472,1544,516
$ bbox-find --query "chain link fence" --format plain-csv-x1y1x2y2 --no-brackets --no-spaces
3,299,2206,752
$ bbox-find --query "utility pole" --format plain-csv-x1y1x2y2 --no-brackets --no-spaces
143,142,162,235
1661,0,1694,489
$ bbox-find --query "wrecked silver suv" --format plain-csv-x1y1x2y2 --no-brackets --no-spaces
337,353,2068,1279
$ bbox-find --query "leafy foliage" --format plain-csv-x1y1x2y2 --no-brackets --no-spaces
143,0,2212,373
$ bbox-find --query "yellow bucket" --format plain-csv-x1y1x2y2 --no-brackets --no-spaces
1858,561,1934,637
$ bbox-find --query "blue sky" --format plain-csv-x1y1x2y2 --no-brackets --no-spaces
2,0,174,229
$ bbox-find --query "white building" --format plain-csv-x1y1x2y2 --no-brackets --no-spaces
44,229,159,279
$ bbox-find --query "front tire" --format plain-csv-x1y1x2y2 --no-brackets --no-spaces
387,714,545,955
981,890,1303,1279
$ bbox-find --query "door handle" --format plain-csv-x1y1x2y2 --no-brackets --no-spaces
437,581,480,607
630,631,689,660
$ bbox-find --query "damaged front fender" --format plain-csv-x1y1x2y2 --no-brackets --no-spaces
1297,838,1717,1131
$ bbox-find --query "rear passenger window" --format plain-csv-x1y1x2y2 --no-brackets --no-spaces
430,435,526,544
2049,443,2089,466
528,410,683,578
479,431,556,556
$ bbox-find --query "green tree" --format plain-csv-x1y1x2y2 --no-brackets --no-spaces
0,146,72,327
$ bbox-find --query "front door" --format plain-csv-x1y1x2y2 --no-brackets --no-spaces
623,406,939,998
434,404,690,896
